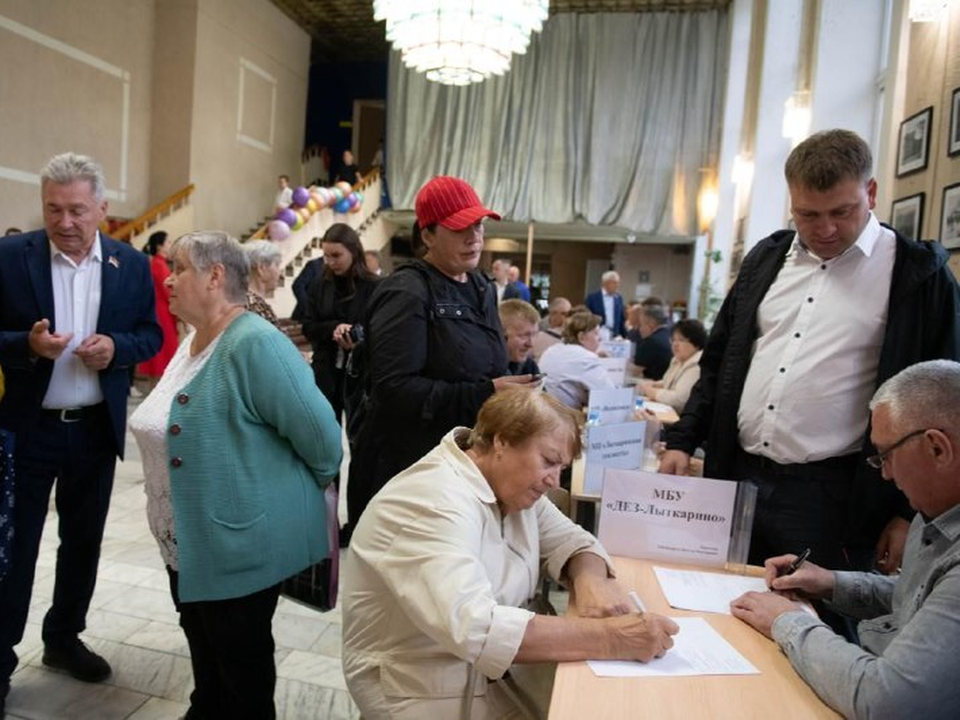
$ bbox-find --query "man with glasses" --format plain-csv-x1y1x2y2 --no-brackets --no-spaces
732,360,960,719
660,130,960,576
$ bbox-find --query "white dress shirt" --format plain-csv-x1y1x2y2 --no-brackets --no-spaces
43,235,104,409
539,342,615,409
602,291,615,331
738,214,895,463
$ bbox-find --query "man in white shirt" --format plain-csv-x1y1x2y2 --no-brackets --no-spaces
0,153,161,711
661,130,960,579
274,174,293,211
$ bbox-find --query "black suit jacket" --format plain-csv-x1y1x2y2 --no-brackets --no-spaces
0,230,162,456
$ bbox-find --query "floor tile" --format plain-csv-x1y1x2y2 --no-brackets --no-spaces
276,650,347,690
4,666,149,720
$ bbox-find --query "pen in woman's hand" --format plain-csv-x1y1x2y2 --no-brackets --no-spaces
629,590,646,615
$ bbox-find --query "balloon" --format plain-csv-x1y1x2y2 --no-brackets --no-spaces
335,181,353,195
349,202,362,214
354,191,364,204
276,208,297,227
267,220,290,241
292,213,304,231
334,198,351,213
291,186,310,207
331,187,344,202
298,207,312,223
346,193,359,209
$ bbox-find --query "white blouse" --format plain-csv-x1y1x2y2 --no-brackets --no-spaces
129,331,221,569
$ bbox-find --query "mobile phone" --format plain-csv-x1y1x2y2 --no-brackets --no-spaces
531,372,547,381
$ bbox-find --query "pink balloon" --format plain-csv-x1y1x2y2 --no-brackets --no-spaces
267,220,290,241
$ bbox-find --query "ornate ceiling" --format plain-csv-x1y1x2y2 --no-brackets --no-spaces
268,0,731,63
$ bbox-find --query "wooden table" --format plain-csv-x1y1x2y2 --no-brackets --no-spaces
548,558,839,719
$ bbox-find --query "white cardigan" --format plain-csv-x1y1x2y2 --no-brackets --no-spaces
653,350,703,413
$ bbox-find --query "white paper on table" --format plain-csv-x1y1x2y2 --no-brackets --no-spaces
653,566,769,615
587,617,759,677
641,400,674,415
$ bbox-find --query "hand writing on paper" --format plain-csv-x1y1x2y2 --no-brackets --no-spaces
608,613,680,661
762,554,836,601
574,574,633,618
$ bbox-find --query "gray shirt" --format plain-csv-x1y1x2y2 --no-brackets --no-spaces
771,503,960,719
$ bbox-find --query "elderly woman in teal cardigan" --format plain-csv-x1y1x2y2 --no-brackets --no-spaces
129,231,341,720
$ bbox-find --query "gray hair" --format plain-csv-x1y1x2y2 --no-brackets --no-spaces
40,152,106,201
870,360,960,434
601,270,619,283
641,303,669,326
548,296,571,312
169,231,249,304
244,239,282,271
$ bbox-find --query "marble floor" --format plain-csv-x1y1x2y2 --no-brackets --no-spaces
3,406,361,720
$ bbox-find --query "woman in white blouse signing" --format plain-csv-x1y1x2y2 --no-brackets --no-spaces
342,389,678,719
538,311,616,409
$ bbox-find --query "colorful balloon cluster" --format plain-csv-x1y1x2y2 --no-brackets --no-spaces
267,182,365,241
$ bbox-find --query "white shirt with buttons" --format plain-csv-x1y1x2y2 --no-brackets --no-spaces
738,213,895,463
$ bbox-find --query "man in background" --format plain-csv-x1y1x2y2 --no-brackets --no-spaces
491,259,521,304
661,129,960,578
499,300,540,376
507,265,531,302
274,174,293,211
633,302,672,380
533,296,571,360
585,271,626,338
0,153,161,712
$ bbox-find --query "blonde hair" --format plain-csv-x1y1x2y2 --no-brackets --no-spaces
468,389,583,459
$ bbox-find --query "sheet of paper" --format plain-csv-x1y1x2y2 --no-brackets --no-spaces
588,617,759,677
653,566,768,615
642,400,674,415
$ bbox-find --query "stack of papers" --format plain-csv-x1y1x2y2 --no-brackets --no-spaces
588,617,759,677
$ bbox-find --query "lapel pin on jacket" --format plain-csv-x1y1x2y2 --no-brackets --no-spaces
108,255,120,269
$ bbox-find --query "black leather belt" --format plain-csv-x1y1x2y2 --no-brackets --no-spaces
41,404,104,423
739,448,859,476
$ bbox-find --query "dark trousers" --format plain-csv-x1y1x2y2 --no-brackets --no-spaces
0,408,116,682
168,569,281,720
734,449,859,570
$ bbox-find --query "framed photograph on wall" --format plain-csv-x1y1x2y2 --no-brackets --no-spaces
890,193,924,239
941,183,960,249
950,87,960,157
897,106,933,176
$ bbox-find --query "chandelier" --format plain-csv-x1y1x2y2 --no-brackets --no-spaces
373,1,550,86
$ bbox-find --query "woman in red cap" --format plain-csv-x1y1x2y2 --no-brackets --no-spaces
348,176,539,526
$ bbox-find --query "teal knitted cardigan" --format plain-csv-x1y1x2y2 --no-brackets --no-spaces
167,313,342,602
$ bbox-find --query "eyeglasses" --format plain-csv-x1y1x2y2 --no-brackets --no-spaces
866,428,931,469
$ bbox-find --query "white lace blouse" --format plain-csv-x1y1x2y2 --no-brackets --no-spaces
129,331,221,569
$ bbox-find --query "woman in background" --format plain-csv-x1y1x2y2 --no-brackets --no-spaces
137,231,177,388
129,231,341,719
244,240,283,327
638,319,706,414
539,311,615,409
302,223,379,422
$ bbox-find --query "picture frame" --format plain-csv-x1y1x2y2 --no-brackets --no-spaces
941,183,960,249
950,87,960,157
897,106,933,177
890,193,924,239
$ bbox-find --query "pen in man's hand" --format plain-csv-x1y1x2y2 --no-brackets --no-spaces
784,548,811,576
629,590,646,615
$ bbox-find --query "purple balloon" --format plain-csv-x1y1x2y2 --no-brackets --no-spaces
346,193,359,209
291,186,310,207
267,220,291,241
334,198,351,213
276,208,297,227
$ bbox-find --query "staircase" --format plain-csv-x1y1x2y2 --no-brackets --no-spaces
262,172,391,318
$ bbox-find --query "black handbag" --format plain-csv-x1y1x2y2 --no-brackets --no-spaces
281,483,339,611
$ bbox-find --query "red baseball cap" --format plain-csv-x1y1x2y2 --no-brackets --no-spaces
415,176,501,230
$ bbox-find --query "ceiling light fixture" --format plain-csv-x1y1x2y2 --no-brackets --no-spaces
909,0,949,22
373,1,549,86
